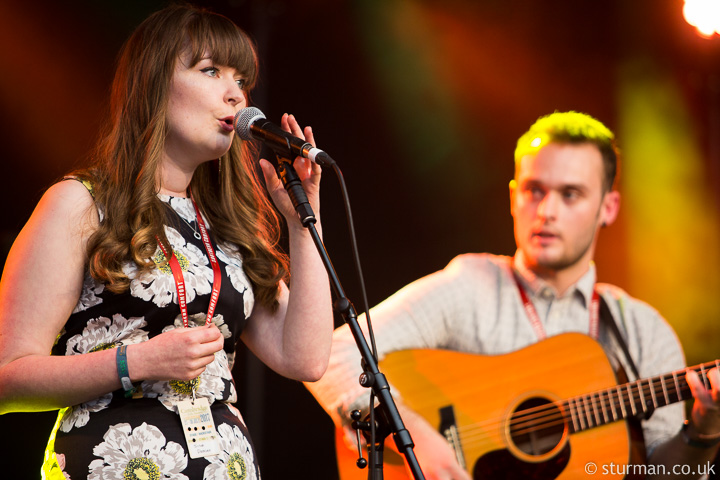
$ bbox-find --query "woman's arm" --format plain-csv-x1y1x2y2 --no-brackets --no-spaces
240,114,333,382
0,180,118,413
0,180,225,414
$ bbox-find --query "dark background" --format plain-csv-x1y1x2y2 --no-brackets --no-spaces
1,1,719,478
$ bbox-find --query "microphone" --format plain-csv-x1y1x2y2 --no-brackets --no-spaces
234,107,335,167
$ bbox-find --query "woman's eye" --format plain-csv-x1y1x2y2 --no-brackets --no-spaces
236,78,245,89
200,66,219,77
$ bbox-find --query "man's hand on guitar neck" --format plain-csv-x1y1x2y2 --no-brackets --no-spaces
648,367,720,479
397,403,472,480
686,367,720,444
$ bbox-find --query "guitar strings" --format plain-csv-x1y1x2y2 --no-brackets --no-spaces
457,377,685,437
443,362,716,451
454,381,687,449
454,383,659,451
481,361,709,434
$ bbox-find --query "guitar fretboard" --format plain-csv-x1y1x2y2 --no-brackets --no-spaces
563,361,719,433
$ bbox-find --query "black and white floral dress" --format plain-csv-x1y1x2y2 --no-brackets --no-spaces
43,193,261,480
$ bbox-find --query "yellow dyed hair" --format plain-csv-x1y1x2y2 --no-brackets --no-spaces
513,111,619,192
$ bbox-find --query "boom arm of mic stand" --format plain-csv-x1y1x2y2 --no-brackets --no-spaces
272,155,425,480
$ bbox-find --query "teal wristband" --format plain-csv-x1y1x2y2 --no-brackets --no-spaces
116,345,136,398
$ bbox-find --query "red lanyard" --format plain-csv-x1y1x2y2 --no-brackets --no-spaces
157,196,222,328
513,272,599,340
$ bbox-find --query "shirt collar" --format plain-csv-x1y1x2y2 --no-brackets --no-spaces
512,250,597,305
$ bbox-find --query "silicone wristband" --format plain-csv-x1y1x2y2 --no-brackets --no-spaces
116,345,136,398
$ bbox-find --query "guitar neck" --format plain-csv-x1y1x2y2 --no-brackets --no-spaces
564,360,720,433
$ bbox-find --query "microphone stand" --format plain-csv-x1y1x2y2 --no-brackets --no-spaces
273,154,425,480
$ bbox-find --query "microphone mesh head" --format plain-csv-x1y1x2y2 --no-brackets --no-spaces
234,107,266,140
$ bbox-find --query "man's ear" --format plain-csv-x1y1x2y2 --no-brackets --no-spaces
509,179,517,217
599,190,620,227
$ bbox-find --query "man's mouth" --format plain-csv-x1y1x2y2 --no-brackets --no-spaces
532,230,559,241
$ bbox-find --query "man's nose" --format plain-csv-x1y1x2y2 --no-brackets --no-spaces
537,191,559,220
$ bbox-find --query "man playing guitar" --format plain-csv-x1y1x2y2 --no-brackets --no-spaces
307,111,720,479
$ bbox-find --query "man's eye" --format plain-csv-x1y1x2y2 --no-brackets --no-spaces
527,187,543,198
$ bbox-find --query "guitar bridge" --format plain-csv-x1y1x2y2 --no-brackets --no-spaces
439,405,466,470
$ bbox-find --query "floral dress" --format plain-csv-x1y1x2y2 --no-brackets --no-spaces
42,193,261,480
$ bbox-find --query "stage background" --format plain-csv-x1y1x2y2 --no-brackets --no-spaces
1,0,719,478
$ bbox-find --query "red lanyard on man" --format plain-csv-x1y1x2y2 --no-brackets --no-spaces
157,195,222,327
513,272,599,340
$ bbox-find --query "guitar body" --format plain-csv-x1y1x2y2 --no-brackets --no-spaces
336,333,643,480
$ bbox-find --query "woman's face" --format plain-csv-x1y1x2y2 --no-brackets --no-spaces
163,49,247,168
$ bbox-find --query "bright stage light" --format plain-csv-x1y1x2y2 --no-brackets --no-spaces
683,0,720,37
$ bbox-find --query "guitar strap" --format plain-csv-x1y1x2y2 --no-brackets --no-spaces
597,294,641,381
597,295,656,464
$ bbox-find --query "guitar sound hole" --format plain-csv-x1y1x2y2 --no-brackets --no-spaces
509,397,566,457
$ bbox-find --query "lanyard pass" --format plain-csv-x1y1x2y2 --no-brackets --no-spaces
157,193,223,458
177,397,221,458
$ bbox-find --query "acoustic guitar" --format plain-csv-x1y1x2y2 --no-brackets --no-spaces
335,332,718,479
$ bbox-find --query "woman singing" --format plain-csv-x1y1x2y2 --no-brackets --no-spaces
0,4,332,478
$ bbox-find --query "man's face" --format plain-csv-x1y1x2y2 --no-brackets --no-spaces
511,142,618,275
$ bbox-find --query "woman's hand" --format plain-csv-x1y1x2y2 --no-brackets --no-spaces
258,113,322,226
129,324,225,382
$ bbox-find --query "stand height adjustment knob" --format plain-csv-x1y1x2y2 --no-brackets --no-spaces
349,410,368,470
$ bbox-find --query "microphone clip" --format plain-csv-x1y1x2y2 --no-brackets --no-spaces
275,155,316,227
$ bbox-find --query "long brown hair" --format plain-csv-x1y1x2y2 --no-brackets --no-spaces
76,4,287,310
